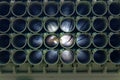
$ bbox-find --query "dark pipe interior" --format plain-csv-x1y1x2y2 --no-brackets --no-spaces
0,3,10,16
110,50,120,64
45,50,58,64
109,2,120,15
93,18,106,31
0,35,10,48
61,2,74,16
29,19,42,32
76,34,90,47
110,34,120,47
13,51,26,64
77,19,90,32
29,51,42,64
45,3,58,16
93,34,106,47
29,35,43,48
12,3,26,16
93,2,106,15
0,51,10,64
77,50,90,64
94,50,106,64
13,19,26,32
110,18,120,31
13,35,26,48
77,3,90,15
29,3,42,16
0,19,10,32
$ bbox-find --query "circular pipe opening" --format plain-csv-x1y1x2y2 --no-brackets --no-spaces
44,2,58,16
0,35,10,48
13,35,26,49
29,19,42,32
93,18,107,32
93,50,106,64
29,50,43,64
0,18,10,33
92,2,107,16
28,2,42,16
93,34,107,48
61,50,74,64
12,19,26,33
77,50,90,64
60,2,75,16
60,34,74,48
12,2,26,16
29,35,43,48
76,2,91,16
0,51,10,65
45,18,59,32
45,50,59,64
76,34,91,48
109,18,120,32
76,18,90,32
109,34,120,48
109,2,120,15
45,35,59,48
60,18,74,32
110,50,120,64
13,51,26,65
0,2,10,16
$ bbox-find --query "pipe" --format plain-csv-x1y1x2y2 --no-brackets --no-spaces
60,1,75,16
44,50,59,64
0,18,10,33
28,2,42,16
76,1,91,16
60,17,75,32
0,50,10,65
28,50,43,65
0,34,10,49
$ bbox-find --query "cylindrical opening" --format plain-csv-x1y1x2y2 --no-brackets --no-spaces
60,18,74,32
77,50,90,64
29,50,43,64
61,50,74,64
109,2,120,15
109,18,120,32
0,18,10,33
45,50,59,64
60,34,74,48
13,35,26,49
76,18,90,32
44,2,58,16
44,18,59,32
76,34,91,48
29,35,43,48
92,1,107,16
110,50,120,64
93,18,107,32
93,50,106,64
0,2,10,16
0,51,10,65
29,19,42,32
109,34,120,48
93,34,107,48
12,2,26,16
76,2,91,16
44,34,59,48
13,51,26,65
12,19,26,33
0,35,10,48
28,2,42,16
60,2,75,16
